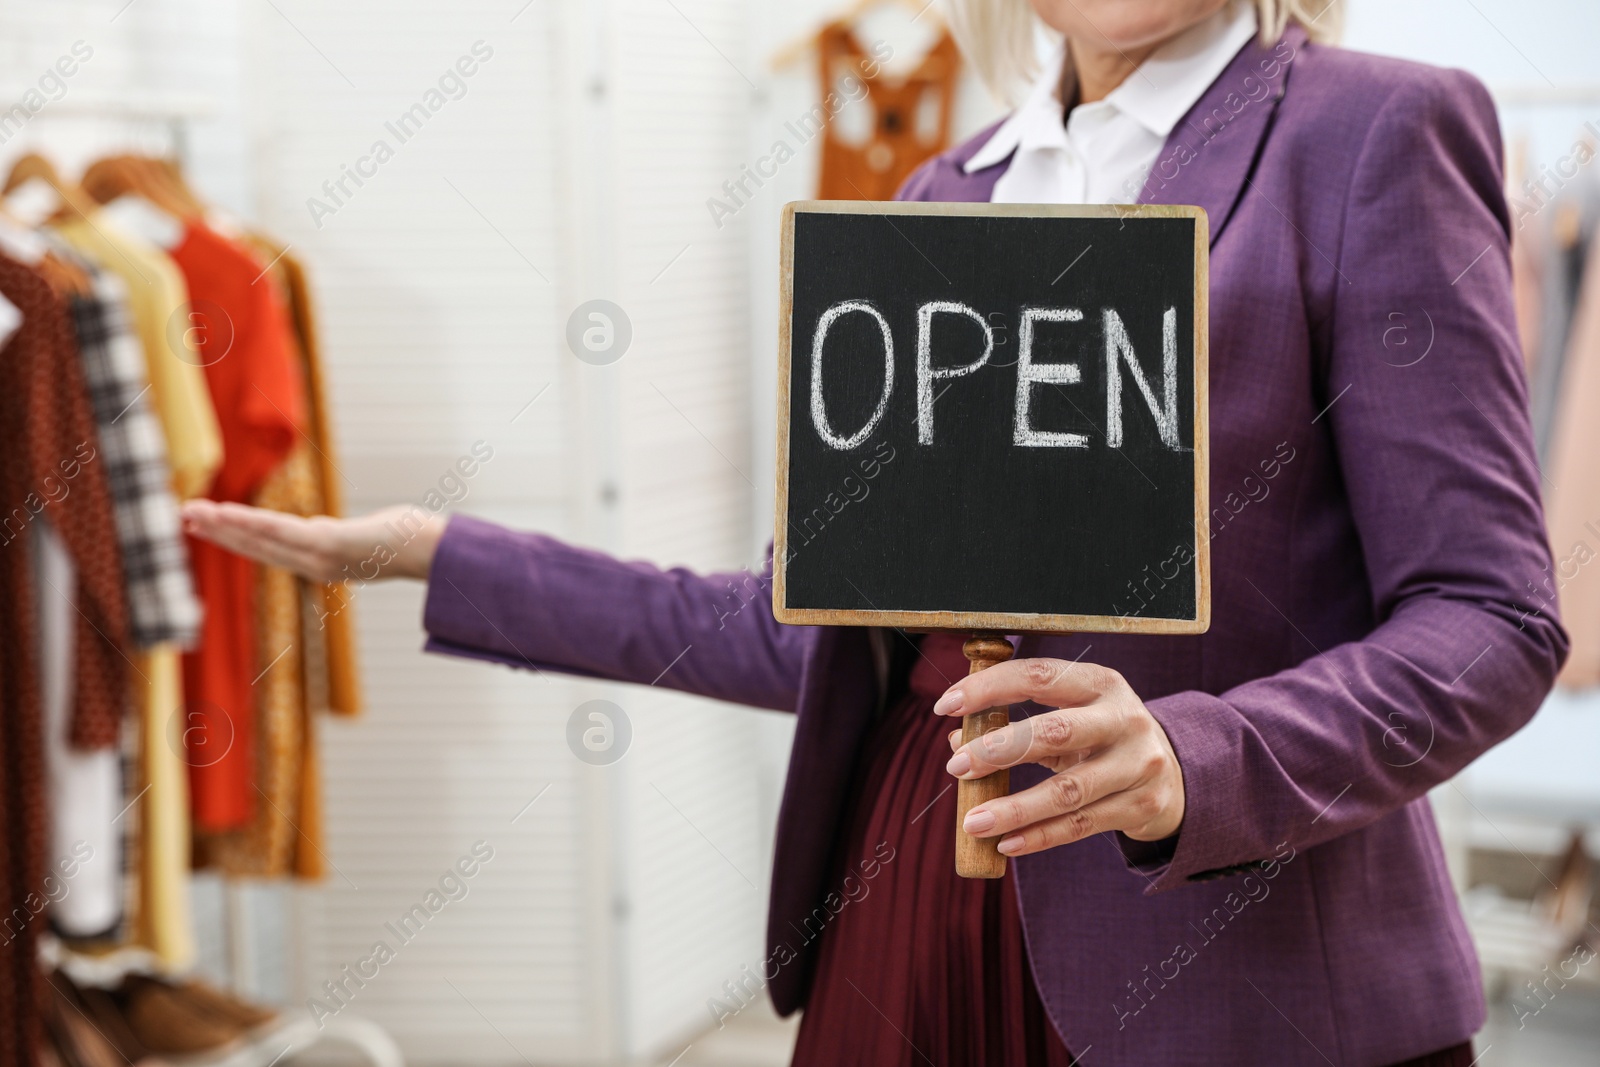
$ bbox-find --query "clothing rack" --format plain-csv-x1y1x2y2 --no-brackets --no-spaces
0,92,210,176
9,102,398,1067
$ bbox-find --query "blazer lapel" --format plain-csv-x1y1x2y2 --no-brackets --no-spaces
1139,25,1306,246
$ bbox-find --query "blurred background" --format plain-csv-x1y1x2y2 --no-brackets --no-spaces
2,0,1598,1064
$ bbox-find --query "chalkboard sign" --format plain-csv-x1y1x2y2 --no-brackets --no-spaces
773,201,1209,634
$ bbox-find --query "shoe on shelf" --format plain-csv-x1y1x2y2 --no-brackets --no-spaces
78,982,167,1065
115,974,243,1056
44,971,153,1067
171,976,280,1032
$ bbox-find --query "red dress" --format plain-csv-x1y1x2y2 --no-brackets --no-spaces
170,223,306,831
791,633,1476,1067
793,633,1076,1066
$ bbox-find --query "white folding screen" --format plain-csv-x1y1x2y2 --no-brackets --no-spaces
244,0,773,1061
598,0,779,1055
244,2,601,1060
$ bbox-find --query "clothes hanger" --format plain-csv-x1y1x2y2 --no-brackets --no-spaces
79,154,195,251
80,154,198,220
0,210,47,266
2,152,98,221
148,157,207,217
0,154,94,294
768,0,942,73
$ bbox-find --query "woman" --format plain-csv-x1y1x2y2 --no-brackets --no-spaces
186,1,1565,1063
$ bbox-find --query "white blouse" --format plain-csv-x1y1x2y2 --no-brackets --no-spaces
966,0,1259,205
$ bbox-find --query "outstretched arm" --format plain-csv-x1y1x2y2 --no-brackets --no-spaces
182,501,811,712
420,515,810,711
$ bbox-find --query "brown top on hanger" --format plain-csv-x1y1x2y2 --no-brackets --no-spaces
815,21,960,201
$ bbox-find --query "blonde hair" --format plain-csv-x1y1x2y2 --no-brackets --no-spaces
945,0,1344,104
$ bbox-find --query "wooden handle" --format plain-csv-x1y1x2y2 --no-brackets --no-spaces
955,633,1014,879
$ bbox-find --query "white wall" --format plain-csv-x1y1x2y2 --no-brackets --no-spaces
242,3,607,1059
0,1,248,206
1346,0,1600,167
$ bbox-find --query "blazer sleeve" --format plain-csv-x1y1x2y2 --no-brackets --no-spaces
1129,70,1569,889
421,515,811,712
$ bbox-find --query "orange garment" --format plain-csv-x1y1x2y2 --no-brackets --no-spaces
815,23,959,201
170,223,306,832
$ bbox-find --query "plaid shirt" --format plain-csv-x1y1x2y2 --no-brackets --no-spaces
56,242,202,648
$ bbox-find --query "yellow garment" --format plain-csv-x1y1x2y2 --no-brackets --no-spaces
132,647,196,968
52,213,223,500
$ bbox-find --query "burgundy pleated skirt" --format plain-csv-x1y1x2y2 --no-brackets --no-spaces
789,633,1476,1067
790,633,1074,1066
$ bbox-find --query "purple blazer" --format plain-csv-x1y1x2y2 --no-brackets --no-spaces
422,28,1565,1066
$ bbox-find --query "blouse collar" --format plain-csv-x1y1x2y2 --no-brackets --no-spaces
964,0,1260,174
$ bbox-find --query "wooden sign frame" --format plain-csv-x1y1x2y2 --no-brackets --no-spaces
772,200,1210,636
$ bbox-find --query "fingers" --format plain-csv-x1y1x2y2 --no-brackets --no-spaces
183,504,296,564
959,746,1145,840
182,501,337,581
185,501,322,553
992,790,1156,857
946,706,1125,778
933,657,1125,717
941,659,1189,856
